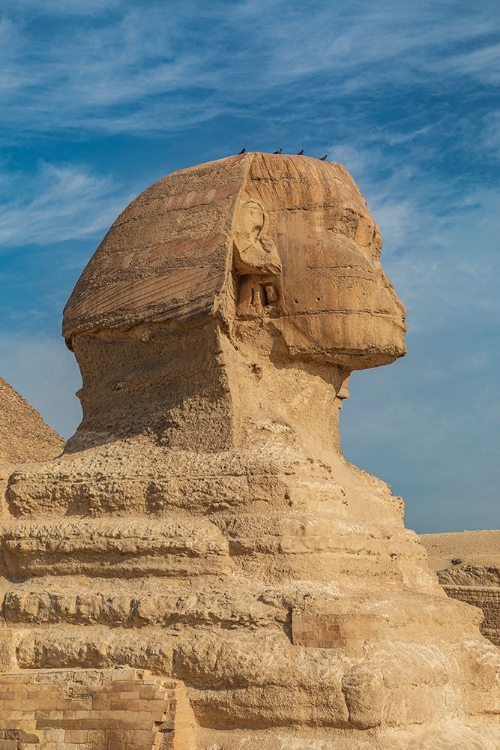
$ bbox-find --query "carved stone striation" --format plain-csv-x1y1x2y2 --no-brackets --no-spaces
1,154,500,749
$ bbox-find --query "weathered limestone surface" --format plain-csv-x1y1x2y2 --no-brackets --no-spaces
422,530,500,647
1,153,500,749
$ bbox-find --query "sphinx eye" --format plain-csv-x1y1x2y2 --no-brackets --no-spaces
336,208,359,240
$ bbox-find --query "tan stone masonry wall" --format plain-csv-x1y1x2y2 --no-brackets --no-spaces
421,531,500,649
0,668,194,749
443,586,500,646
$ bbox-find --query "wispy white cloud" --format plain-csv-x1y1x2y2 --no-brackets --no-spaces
481,111,500,158
1,0,120,16
434,41,500,85
0,162,131,247
378,183,500,325
0,0,497,137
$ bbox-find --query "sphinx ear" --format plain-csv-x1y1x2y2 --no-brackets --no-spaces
233,198,281,277
233,235,282,277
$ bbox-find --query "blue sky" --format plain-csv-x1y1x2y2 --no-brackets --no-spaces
0,0,499,533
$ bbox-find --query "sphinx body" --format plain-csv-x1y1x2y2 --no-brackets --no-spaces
1,154,500,749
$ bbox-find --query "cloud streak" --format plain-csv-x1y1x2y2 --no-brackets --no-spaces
0,1,498,138
0,162,131,248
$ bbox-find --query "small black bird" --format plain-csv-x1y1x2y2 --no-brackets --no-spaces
297,149,304,155
238,148,246,154
273,148,282,154
319,154,328,161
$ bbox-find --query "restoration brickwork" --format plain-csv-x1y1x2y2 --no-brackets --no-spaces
0,668,194,749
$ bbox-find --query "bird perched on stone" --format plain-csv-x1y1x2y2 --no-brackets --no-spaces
273,148,282,154
297,150,304,155
238,148,246,154
319,154,327,161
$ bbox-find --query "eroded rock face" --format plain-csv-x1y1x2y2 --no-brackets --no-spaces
1,154,500,749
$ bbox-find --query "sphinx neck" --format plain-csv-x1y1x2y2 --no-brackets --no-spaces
67,320,346,464
222,324,346,463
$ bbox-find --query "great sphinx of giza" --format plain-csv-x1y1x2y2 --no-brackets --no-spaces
1,153,499,749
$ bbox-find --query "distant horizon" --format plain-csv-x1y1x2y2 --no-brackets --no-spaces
1,0,499,535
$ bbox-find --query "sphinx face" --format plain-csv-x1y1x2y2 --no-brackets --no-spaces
236,159,407,370
63,152,406,373
275,201,407,369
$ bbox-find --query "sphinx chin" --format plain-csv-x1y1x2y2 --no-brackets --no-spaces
275,309,407,370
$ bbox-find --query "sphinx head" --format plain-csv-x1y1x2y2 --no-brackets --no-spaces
230,155,406,369
64,153,406,375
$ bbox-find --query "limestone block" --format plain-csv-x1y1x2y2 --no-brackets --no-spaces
291,612,386,650
0,629,19,671
342,663,384,728
1,518,232,578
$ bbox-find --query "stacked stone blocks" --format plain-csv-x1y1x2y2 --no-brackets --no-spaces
0,668,193,749
444,585,500,646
